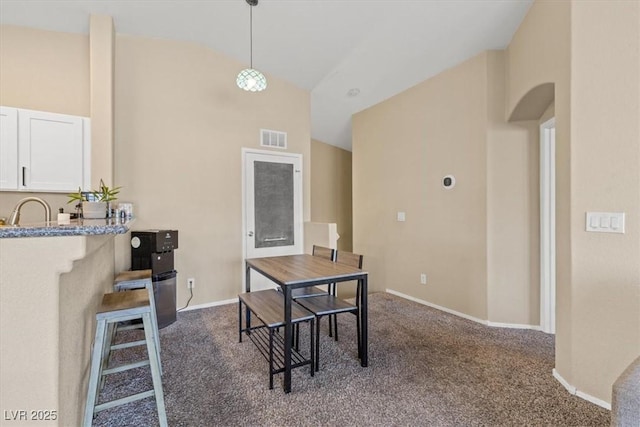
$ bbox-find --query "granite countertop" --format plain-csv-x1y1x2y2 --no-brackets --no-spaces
0,218,133,238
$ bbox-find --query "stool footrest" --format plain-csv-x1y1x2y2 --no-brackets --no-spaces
103,360,150,376
94,390,155,413
111,339,146,350
117,323,143,332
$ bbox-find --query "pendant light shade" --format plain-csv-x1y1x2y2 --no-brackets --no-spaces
237,0,267,92
237,68,267,92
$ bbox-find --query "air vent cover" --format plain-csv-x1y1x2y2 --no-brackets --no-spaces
260,129,287,149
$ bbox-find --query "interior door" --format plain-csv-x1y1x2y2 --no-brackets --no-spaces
243,149,303,291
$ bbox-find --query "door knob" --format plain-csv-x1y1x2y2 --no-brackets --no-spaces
248,231,254,237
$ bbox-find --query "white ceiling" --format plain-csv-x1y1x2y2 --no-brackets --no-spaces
0,0,533,151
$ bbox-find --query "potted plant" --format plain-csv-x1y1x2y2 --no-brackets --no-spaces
67,179,121,219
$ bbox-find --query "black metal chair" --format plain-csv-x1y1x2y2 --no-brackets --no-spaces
281,245,335,348
296,250,363,371
291,245,335,299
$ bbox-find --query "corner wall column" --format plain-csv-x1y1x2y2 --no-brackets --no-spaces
89,15,115,187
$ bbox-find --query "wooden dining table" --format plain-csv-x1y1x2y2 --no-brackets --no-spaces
245,254,369,393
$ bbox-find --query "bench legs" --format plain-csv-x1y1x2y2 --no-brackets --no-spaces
238,300,314,390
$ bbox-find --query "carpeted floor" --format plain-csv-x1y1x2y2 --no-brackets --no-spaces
93,292,610,426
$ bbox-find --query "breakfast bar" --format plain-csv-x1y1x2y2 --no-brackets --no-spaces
0,219,132,426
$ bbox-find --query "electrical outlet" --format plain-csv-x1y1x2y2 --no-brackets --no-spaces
187,278,195,289
420,274,427,285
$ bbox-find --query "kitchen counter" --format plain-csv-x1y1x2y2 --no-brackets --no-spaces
0,217,133,238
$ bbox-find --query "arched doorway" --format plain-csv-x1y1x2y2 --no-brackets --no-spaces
509,82,556,334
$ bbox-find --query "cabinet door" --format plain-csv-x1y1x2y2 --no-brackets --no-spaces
18,109,86,192
0,107,19,190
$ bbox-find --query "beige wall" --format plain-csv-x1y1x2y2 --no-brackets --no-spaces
0,26,90,222
508,0,640,404
114,34,310,306
569,0,640,402
487,51,540,326
354,0,639,406
310,139,353,251
89,15,115,188
507,0,576,388
353,52,492,319
353,49,538,324
0,26,89,116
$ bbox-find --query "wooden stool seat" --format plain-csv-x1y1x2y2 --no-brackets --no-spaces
83,290,167,427
98,289,151,317
114,269,153,286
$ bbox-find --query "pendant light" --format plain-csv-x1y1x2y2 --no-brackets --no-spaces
237,0,267,92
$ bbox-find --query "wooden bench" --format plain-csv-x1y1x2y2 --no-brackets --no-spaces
238,289,315,389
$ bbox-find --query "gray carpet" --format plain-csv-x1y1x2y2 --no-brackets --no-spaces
93,292,610,426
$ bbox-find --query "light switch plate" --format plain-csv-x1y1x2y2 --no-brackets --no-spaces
397,212,406,222
586,212,625,233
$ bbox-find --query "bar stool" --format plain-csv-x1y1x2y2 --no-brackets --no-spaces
113,269,162,371
83,289,167,427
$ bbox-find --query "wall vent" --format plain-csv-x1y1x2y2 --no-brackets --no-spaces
260,129,287,149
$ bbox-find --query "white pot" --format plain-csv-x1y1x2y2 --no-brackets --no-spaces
82,201,107,219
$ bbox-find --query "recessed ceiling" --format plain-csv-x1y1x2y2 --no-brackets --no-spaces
0,0,533,151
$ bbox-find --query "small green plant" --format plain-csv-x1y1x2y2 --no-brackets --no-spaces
67,179,122,204
95,179,121,202
67,187,87,204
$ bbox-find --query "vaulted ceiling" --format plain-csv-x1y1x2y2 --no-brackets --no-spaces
0,0,533,150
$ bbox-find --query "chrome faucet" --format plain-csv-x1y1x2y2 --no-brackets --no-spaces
8,197,52,225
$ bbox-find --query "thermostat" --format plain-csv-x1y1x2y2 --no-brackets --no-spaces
443,175,456,189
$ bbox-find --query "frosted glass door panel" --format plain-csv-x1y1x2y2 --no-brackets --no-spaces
254,161,294,248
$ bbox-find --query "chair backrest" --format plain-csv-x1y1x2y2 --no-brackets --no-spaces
336,250,363,269
312,245,336,261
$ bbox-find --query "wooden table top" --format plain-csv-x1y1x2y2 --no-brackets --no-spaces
246,254,367,287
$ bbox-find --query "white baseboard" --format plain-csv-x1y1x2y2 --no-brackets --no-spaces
552,368,577,394
385,289,487,325
552,369,611,410
385,289,542,331
487,321,542,331
178,297,237,312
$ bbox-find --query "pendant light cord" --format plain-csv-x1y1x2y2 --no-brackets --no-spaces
250,5,253,69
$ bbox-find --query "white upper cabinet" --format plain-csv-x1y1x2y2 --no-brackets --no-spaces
0,107,90,192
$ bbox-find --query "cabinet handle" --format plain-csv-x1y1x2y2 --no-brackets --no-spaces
21,167,26,187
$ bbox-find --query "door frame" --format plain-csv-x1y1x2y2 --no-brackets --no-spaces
241,147,304,292
540,117,556,334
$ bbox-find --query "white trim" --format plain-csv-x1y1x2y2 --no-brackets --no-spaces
552,369,611,410
386,289,487,325
83,118,91,190
540,117,556,334
386,289,542,330
487,321,542,331
576,390,611,410
553,368,577,394
179,298,237,312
